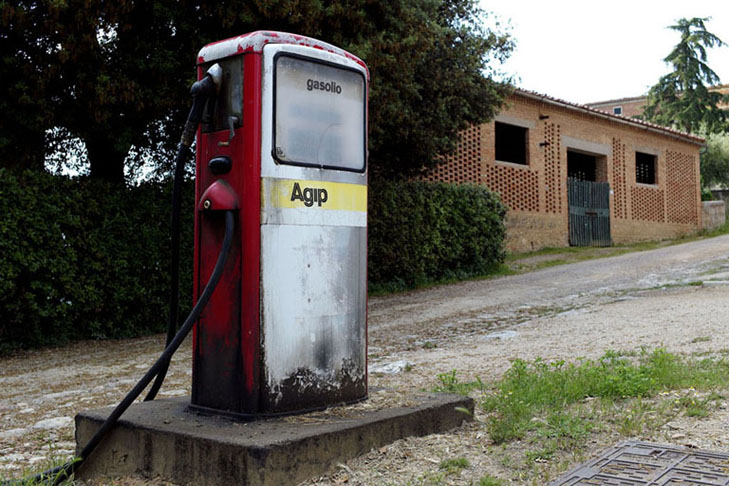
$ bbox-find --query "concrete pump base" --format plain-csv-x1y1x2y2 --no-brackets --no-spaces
75,393,473,485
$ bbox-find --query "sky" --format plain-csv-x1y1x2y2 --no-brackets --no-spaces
481,0,729,104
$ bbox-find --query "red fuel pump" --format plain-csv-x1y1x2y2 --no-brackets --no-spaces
23,31,368,485
191,31,369,417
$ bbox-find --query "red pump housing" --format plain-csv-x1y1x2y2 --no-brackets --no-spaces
191,31,369,418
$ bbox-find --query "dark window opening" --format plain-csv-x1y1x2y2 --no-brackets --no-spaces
636,152,657,184
613,106,623,115
567,151,597,182
495,122,528,165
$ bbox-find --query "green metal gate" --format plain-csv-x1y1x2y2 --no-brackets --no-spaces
568,178,612,247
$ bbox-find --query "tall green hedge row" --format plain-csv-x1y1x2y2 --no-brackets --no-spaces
0,172,506,352
0,169,194,353
368,180,506,291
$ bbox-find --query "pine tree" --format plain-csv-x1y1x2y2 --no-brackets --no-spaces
643,17,728,134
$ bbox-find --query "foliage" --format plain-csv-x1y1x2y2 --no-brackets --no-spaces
700,133,729,189
438,457,469,474
368,180,507,291
0,169,194,353
1,172,506,351
0,0,512,183
642,17,728,134
433,370,484,395
481,348,729,444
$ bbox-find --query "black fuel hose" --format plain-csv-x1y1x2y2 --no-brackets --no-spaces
21,210,235,486
143,142,189,402
145,67,219,402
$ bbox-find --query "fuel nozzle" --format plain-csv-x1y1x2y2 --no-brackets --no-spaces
181,63,222,147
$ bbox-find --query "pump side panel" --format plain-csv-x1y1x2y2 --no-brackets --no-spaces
259,43,368,413
260,223,366,411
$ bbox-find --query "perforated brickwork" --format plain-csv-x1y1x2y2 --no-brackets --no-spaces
666,151,698,225
612,138,628,219
423,125,481,184
631,186,665,222
544,123,562,213
484,164,540,212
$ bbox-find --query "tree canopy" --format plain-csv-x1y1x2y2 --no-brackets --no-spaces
0,0,513,183
642,17,728,134
701,133,729,189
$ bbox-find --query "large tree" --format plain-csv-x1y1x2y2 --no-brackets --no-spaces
642,17,728,134
0,0,512,183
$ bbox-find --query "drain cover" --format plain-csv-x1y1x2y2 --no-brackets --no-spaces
549,441,729,485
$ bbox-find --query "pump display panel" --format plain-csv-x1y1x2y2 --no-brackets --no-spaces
273,54,366,172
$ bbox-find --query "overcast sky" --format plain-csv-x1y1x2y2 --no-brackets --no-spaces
481,0,729,104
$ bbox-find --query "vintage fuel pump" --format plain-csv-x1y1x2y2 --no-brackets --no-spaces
192,31,369,417
20,31,368,485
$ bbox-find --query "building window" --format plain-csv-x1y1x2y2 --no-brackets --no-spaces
636,151,657,184
613,106,623,115
495,122,528,165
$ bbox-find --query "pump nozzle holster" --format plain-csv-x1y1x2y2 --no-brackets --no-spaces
181,63,222,147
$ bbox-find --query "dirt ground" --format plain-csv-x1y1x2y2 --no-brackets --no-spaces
3,235,729,484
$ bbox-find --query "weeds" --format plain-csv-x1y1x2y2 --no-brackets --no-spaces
438,457,469,474
432,370,484,395
481,348,729,444
479,475,505,486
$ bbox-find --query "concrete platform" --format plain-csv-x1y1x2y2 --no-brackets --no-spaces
75,393,474,485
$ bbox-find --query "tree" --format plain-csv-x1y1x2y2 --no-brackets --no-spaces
701,133,729,189
0,0,512,183
642,17,728,134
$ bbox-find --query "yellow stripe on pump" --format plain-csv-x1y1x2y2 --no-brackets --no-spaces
263,178,367,212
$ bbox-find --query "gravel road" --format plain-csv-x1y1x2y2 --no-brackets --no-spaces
3,235,729,484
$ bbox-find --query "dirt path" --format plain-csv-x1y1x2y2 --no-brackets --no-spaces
3,235,729,484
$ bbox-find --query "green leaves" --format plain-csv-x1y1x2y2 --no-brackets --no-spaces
1,0,512,182
700,133,729,189
642,17,728,134
0,169,195,353
368,179,507,291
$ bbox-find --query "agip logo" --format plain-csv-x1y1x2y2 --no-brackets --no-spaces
265,178,367,213
290,182,328,207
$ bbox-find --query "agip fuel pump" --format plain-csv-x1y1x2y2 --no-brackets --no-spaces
20,31,368,485
191,31,369,417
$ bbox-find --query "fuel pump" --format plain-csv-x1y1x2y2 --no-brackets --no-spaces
17,31,368,486
192,31,370,417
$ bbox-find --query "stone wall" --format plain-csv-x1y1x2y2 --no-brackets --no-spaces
702,201,726,231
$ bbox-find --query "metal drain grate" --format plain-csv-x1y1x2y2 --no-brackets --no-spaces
549,441,729,485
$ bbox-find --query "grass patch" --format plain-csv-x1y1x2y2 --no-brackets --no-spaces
479,476,505,486
482,348,729,444
432,370,484,396
1,453,78,485
438,457,469,474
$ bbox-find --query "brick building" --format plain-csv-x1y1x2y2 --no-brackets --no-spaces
423,89,704,253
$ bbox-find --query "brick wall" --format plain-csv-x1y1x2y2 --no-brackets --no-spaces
425,93,702,253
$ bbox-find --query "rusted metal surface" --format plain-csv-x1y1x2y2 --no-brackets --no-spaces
550,441,729,485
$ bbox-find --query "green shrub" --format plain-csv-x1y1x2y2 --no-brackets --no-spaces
1,173,506,351
0,169,194,353
368,180,506,290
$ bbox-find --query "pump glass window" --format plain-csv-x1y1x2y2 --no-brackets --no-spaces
274,54,366,171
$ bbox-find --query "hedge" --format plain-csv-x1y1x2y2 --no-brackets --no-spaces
0,169,194,353
0,172,505,352
368,179,506,291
